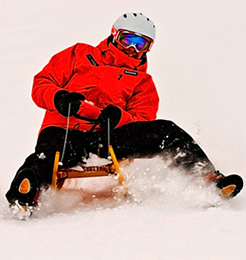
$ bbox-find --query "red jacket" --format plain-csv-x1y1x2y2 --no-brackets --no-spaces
32,38,159,133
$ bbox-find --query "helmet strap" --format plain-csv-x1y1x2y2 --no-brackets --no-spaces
109,34,119,49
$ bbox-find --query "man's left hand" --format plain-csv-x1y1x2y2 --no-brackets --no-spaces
97,105,121,129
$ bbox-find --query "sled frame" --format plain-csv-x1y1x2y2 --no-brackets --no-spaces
51,145,125,190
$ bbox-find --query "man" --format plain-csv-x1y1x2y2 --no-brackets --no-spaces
6,12,243,216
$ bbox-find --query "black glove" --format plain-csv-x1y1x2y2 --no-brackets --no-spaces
97,104,121,129
54,90,85,117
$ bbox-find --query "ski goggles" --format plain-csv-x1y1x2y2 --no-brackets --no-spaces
114,29,153,52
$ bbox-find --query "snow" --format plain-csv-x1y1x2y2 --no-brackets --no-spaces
0,0,246,259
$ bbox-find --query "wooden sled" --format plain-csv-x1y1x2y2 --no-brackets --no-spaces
51,145,125,191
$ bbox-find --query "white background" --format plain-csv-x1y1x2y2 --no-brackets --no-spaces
0,0,246,259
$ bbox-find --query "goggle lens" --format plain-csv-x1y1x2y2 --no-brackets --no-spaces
118,32,152,52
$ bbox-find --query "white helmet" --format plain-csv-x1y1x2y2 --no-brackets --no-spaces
112,12,156,41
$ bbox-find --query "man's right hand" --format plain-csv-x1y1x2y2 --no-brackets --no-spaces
54,90,85,117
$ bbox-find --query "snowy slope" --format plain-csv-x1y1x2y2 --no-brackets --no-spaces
0,0,246,259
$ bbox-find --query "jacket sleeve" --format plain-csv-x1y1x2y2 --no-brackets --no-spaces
117,75,159,127
32,44,102,119
32,44,79,111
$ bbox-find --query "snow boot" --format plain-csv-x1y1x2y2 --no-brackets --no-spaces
6,168,39,219
204,171,243,198
216,174,243,198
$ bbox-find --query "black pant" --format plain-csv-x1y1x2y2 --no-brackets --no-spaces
8,120,215,190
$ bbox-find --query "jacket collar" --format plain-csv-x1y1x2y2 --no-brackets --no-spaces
96,38,148,72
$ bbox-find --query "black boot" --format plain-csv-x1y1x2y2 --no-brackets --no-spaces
204,171,243,198
6,168,39,219
216,174,244,198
